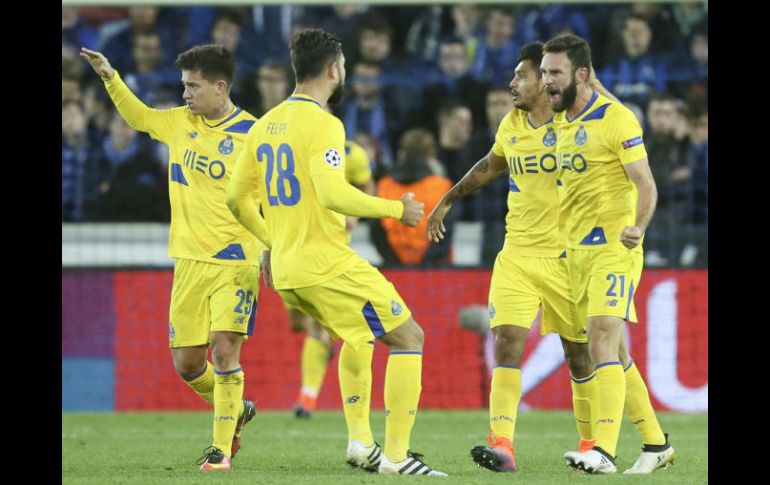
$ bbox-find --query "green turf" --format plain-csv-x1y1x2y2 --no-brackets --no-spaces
62,409,707,484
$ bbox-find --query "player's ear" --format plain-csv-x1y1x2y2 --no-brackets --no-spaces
327,61,338,81
576,67,589,84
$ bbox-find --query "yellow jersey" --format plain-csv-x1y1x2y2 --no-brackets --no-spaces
491,108,563,257
553,91,648,252
230,94,401,289
104,72,263,264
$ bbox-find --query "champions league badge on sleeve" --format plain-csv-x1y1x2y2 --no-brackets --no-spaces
219,135,234,155
575,125,588,145
325,148,342,167
543,127,556,147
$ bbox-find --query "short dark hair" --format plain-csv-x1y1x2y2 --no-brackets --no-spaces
213,9,243,28
625,13,650,28
518,41,544,78
175,44,236,88
438,99,470,120
360,14,393,38
289,29,343,83
648,93,678,105
438,35,465,48
543,34,592,72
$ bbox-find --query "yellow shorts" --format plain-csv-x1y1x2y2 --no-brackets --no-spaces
567,248,643,324
277,256,412,348
488,251,586,343
169,259,260,348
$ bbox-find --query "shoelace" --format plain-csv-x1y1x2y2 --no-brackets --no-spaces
407,450,426,462
196,446,223,465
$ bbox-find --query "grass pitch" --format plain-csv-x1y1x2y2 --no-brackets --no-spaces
62,409,707,485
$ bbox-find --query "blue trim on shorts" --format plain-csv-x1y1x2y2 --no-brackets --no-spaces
362,302,386,338
571,372,596,383
625,281,636,320
246,300,257,336
183,362,209,381
594,361,622,370
624,359,634,371
496,365,520,369
390,351,423,355
215,367,243,375
368,340,375,345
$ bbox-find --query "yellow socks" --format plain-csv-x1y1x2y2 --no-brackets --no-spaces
213,367,245,457
339,341,375,445
183,361,215,406
298,336,332,410
624,360,666,445
593,362,626,457
489,366,521,444
383,352,422,462
571,372,597,444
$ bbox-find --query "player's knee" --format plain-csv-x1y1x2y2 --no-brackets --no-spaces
288,311,308,332
564,349,592,378
493,327,525,366
307,320,329,342
174,360,205,380
382,319,424,351
210,334,242,369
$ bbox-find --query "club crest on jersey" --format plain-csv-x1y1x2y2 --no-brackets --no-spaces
575,125,588,145
489,303,496,318
325,148,342,167
391,300,403,316
543,127,556,147
219,135,234,155
509,135,517,144
188,131,198,139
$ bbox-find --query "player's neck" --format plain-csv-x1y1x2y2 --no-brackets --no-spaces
566,86,595,121
528,97,553,128
204,99,235,121
293,84,328,107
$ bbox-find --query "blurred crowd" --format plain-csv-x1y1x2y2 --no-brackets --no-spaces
62,3,707,268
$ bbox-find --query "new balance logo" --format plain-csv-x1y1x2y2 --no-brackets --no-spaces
346,395,360,404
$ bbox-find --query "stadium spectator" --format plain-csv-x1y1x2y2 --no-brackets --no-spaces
83,112,168,222
471,8,520,86
340,62,403,168
374,128,453,266
62,101,91,221
449,4,484,62
119,31,180,105
421,36,489,132
243,61,292,118
436,100,474,184
599,13,669,107
101,7,177,73
62,7,99,60
642,94,691,267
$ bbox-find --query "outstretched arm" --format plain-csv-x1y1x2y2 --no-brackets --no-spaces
427,150,507,242
80,47,173,139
